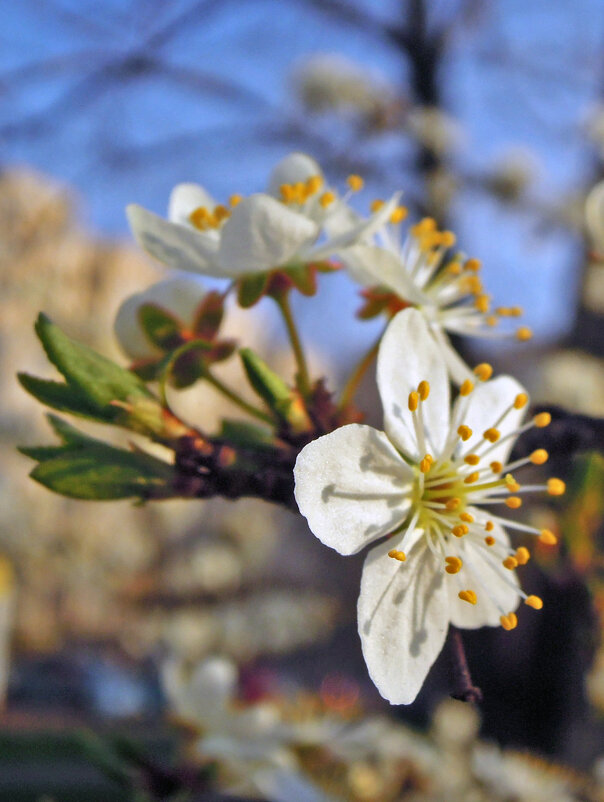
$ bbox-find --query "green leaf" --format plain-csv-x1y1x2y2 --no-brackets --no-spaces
219,419,276,449
283,265,317,296
192,290,225,340
34,313,154,410
138,303,182,350
18,373,117,423
237,272,269,308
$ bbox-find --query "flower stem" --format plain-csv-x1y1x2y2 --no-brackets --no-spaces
447,626,482,704
203,369,275,424
273,292,311,397
338,332,383,410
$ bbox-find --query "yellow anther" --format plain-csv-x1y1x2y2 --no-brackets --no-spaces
486,315,499,327
213,204,230,222
475,294,490,313
525,595,543,610
483,427,500,443
417,216,436,232
189,206,212,229
388,549,407,562
473,363,493,381
229,193,243,207
503,556,518,570
464,454,480,466
460,379,474,396
408,391,419,412
458,589,477,605
515,547,530,565
460,512,474,523
445,556,463,574
534,412,551,428
447,261,463,275
417,380,430,400
305,175,323,195
464,471,480,485
451,524,469,538
446,497,462,511
490,461,503,474
530,449,549,465
500,612,518,631
389,206,408,224
516,326,533,342
457,425,473,441
485,520,495,532
347,174,364,192
547,478,566,496
465,258,481,272
485,535,496,546
370,199,385,212
441,231,456,248
420,454,433,474
320,191,336,208
293,181,307,201
510,306,523,317
514,393,529,409
505,473,520,492
466,276,483,294
539,529,557,545
280,184,295,203
506,496,522,509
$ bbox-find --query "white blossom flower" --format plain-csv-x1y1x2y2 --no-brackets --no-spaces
294,309,562,705
163,656,337,802
340,213,533,383
126,153,398,285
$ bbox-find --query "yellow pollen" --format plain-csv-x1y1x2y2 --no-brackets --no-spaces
417,380,430,400
440,231,456,248
389,206,408,224
457,425,473,441
514,393,529,409
347,174,364,192
465,258,481,272
486,315,499,327
473,363,493,381
464,471,480,485
490,461,503,474
213,204,230,222
320,191,336,208
447,261,463,275
464,454,480,466
305,175,323,194
420,454,433,474
445,556,463,574
485,521,494,532
510,306,523,317
229,193,243,207
388,549,407,562
466,276,483,294
446,497,462,511
534,412,551,428
451,524,469,537
516,326,533,341
458,589,477,605
530,449,549,465
280,184,295,202
475,294,490,313
503,556,518,570
485,535,496,546
547,478,566,496
525,595,543,610
500,612,518,631
189,206,212,229
483,427,500,443
460,379,474,396
460,512,474,523
506,496,522,509
539,529,557,545
408,391,419,412
515,547,530,565
370,199,385,212
505,473,520,492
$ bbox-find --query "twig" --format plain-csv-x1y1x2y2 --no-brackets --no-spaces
447,626,482,703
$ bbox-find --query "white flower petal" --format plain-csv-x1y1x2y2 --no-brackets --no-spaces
448,520,520,629
428,324,474,385
267,153,323,198
340,244,427,304
253,766,338,802
358,535,449,705
460,375,527,465
218,194,319,274
377,309,450,460
168,183,216,225
114,275,206,360
127,204,223,276
163,656,237,726
294,424,413,556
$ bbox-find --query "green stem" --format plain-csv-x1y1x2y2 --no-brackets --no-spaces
338,332,383,411
274,292,311,397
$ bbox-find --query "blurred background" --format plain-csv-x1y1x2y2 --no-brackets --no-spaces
2,0,604,799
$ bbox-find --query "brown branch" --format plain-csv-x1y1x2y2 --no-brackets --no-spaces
447,626,482,704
